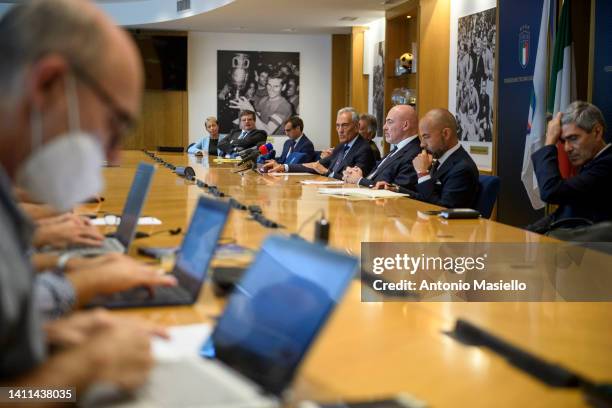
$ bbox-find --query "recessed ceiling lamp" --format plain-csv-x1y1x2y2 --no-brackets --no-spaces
339,16,358,21
406,15,412,19
281,28,297,32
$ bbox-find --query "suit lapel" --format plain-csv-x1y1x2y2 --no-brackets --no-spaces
375,138,420,175
434,146,465,181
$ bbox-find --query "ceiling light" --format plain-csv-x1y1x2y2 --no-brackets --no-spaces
406,15,412,19
281,28,297,32
339,16,358,21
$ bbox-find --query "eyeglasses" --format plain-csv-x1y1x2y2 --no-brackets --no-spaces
71,64,137,149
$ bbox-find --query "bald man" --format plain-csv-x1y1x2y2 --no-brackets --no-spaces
0,0,165,392
378,109,479,208
344,105,421,189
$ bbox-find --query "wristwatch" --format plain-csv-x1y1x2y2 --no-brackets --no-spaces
55,252,75,272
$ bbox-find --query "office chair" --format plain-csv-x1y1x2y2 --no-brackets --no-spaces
475,175,500,218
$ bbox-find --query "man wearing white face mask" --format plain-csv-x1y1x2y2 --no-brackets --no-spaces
0,0,173,393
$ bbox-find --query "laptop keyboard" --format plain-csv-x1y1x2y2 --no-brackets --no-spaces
103,285,193,306
67,237,125,256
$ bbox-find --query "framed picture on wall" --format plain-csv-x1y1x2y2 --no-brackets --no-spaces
217,50,300,135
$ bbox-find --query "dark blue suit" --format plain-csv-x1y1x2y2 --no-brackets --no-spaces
532,144,612,223
277,134,315,164
217,128,267,156
359,136,421,189
400,145,479,208
288,135,375,180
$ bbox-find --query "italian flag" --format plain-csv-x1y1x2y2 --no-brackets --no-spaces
548,0,576,178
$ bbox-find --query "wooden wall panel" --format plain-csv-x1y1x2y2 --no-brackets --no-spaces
331,34,351,146
123,90,188,150
350,27,369,115
418,0,450,116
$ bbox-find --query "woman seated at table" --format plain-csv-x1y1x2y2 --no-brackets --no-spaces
188,116,221,156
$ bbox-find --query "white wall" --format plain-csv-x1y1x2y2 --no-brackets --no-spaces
188,32,332,150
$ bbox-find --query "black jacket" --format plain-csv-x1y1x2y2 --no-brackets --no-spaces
218,128,267,156
532,144,612,223
400,145,479,208
288,135,375,179
359,136,421,190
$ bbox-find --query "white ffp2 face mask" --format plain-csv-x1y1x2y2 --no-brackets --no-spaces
16,75,105,212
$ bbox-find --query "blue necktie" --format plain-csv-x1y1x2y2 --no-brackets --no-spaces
331,144,350,175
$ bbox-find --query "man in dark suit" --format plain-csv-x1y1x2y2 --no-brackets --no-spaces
268,107,375,179
262,116,314,167
217,110,267,157
359,113,382,162
343,105,420,190
377,108,479,208
528,101,612,233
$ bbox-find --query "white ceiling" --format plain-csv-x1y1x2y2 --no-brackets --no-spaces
0,0,406,34
132,0,403,34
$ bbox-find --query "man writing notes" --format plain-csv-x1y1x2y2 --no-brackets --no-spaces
268,107,375,179
378,109,479,209
528,101,612,233
343,105,421,189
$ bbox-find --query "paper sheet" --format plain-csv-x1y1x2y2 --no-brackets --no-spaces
90,216,162,226
213,158,241,163
318,187,410,199
152,323,212,362
300,180,345,185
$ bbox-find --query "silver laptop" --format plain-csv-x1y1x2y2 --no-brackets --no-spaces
69,162,155,256
91,236,357,408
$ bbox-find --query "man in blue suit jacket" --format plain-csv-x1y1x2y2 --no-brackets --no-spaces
528,101,612,233
263,116,314,168
378,108,479,209
267,107,375,179
344,105,421,190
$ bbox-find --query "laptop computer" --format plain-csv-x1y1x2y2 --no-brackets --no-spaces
68,162,155,256
101,235,358,407
86,195,231,309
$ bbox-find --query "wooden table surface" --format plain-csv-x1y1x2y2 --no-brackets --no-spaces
88,150,612,408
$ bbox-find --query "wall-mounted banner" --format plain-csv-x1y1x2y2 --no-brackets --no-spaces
449,0,497,172
361,242,612,302
593,0,612,141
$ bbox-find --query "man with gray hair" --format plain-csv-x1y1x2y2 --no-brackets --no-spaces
528,101,612,233
359,113,381,162
268,107,375,178
0,0,166,393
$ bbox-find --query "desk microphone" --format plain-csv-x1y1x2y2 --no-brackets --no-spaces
175,166,195,180
314,217,330,245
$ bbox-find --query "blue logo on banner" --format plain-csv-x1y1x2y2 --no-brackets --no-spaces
519,25,530,69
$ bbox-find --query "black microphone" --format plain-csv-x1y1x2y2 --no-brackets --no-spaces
237,149,260,167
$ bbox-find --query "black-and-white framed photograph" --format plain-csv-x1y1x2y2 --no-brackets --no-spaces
455,7,496,144
372,41,385,138
217,50,300,135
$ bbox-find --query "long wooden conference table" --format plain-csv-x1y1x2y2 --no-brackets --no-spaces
89,150,612,407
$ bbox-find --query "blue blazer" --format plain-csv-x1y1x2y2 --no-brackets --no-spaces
187,136,210,154
277,134,315,164
401,145,479,208
359,136,421,189
288,135,375,179
532,144,612,223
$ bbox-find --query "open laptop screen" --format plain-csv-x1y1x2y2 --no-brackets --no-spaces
173,196,230,296
210,236,357,396
115,162,155,248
